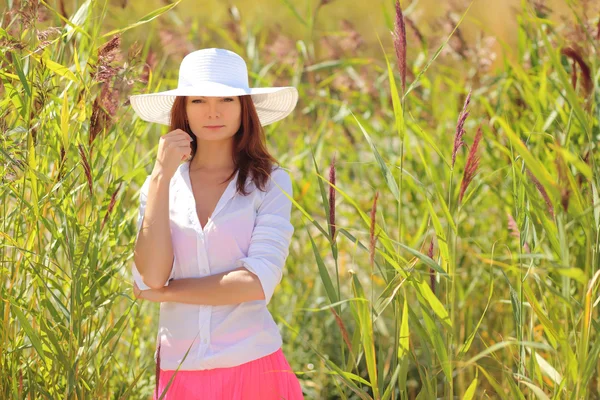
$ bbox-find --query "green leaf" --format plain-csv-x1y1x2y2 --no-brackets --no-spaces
43,57,78,83
398,296,410,393
61,90,71,150
12,305,47,367
413,278,452,329
458,280,494,357
494,116,560,202
420,306,451,382
521,381,550,400
425,197,449,272
307,226,339,305
351,274,380,399
462,376,478,400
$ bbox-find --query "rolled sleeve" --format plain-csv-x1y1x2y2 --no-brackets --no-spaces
132,175,175,291
235,168,295,305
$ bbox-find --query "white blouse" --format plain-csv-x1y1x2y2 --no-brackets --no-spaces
132,160,294,370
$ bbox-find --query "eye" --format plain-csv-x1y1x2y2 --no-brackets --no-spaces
191,99,203,103
223,98,234,102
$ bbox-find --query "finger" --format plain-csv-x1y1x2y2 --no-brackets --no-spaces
166,129,193,140
166,137,193,146
165,142,193,152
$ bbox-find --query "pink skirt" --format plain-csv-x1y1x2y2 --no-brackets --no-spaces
153,348,304,400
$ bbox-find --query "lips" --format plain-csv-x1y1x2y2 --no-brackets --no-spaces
204,125,224,128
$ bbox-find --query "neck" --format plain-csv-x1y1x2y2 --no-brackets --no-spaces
189,137,236,172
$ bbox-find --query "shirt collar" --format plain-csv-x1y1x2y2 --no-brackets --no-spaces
179,161,240,233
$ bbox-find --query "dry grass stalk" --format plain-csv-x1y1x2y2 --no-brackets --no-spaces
101,182,122,231
328,154,337,241
560,46,593,98
427,238,435,293
78,144,93,197
90,83,119,144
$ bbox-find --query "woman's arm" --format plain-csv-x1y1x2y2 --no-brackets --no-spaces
133,171,175,289
134,167,294,303
134,267,264,305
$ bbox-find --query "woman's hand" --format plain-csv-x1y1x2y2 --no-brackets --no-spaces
152,129,194,181
133,281,167,303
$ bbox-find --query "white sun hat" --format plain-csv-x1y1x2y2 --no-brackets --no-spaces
129,48,299,126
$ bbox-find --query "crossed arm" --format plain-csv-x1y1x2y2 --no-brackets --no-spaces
132,168,294,307
133,267,266,305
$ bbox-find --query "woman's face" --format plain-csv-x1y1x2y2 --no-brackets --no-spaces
185,96,242,141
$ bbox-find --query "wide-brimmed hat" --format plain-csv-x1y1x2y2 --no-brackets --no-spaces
129,48,298,126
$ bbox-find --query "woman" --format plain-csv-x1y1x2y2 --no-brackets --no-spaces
128,48,304,400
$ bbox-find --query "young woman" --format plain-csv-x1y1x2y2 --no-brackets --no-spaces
129,48,304,399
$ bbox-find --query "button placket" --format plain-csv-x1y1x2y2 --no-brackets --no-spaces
180,161,238,359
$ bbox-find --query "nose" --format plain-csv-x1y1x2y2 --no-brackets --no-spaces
206,100,220,120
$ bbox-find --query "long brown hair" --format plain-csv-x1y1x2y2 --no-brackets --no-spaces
169,95,280,196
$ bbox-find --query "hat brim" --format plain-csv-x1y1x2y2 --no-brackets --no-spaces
129,83,298,127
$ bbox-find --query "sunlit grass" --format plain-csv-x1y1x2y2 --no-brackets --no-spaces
1,0,599,398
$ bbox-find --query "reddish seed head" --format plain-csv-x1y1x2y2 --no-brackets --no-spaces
507,213,530,253
458,124,482,205
329,307,352,353
526,168,555,218
560,46,592,98
101,182,123,231
452,89,472,168
555,155,571,213
427,238,435,293
392,0,407,94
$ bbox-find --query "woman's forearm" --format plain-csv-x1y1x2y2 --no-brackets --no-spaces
162,267,265,306
133,170,174,289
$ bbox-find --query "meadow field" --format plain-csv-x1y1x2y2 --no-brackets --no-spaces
1,0,599,398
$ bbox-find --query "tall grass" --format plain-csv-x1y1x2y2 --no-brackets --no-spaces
1,0,599,398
